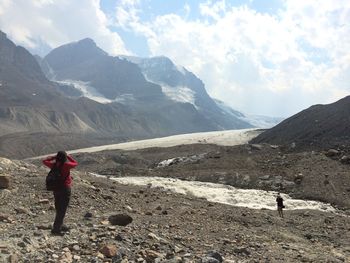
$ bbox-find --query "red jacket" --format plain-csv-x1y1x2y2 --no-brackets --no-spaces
43,155,78,188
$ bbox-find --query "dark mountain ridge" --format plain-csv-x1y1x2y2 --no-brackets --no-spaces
251,96,350,150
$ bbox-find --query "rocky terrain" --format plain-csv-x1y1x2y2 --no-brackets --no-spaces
1,142,350,262
71,143,350,210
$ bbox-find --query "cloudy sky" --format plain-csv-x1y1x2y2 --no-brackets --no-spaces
0,0,349,117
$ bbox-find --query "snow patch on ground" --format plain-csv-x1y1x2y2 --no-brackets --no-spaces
56,80,135,104
161,85,197,107
100,175,336,212
114,94,136,103
57,80,112,104
143,75,197,108
157,154,206,168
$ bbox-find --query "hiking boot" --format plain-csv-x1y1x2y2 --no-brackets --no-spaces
51,229,65,236
60,225,70,232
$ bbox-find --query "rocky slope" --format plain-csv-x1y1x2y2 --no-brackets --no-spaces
69,142,350,210
251,96,350,150
1,147,350,262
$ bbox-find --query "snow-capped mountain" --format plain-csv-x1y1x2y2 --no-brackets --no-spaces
120,55,253,129
41,40,253,131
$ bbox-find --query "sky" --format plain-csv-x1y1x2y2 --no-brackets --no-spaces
0,0,349,118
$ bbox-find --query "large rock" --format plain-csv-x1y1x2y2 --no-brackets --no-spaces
0,158,14,170
207,251,223,262
59,251,73,263
340,155,350,164
201,257,220,263
325,149,340,157
8,254,18,263
140,249,164,262
108,214,133,226
250,144,263,150
99,244,117,258
0,175,10,189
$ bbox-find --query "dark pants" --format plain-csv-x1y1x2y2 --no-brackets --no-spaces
53,187,71,231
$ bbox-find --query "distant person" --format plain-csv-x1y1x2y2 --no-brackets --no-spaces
276,193,284,218
43,151,78,235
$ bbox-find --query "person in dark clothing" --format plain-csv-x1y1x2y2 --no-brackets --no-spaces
43,151,78,235
276,193,284,218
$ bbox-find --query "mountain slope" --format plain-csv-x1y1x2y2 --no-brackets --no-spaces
1,31,253,158
121,56,253,129
251,96,350,150
44,42,253,131
44,39,163,101
0,32,207,157
43,40,236,132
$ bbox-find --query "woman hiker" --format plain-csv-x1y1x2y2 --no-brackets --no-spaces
43,151,78,235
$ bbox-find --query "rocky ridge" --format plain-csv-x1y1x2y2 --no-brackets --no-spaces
251,96,350,151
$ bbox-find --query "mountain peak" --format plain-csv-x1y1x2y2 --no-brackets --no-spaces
0,30,7,39
76,37,97,47
0,30,45,80
44,37,107,71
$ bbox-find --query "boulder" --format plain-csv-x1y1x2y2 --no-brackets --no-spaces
201,257,220,263
325,149,340,157
294,173,304,184
0,214,11,222
250,144,263,150
99,244,117,258
59,251,73,263
38,199,50,204
0,175,10,189
140,249,164,262
14,207,31,214
108,214,133,226
206,251,223,262
340,155,350,164
233,246,250,255
84,212,93,219
8,254,18,263
0,158,14,169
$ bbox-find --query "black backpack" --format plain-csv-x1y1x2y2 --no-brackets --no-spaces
46,164,66,191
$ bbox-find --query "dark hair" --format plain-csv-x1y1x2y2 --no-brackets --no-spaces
56,151,67,164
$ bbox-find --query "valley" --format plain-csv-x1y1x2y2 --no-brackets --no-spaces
1,131,350,262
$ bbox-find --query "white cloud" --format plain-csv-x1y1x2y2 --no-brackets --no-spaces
114,0,350,117
0,0,129,56
1,0,349,117
199,0,227,20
